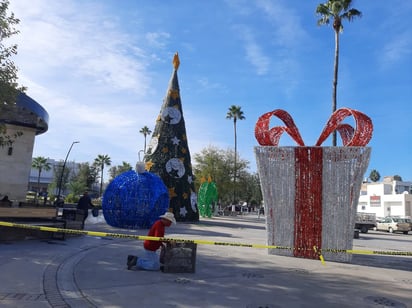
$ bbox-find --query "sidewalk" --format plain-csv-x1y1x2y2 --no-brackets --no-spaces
1,214,411,308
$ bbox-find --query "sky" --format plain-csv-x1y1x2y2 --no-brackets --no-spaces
7,0,412,181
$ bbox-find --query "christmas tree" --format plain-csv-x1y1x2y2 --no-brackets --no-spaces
145,53,199,222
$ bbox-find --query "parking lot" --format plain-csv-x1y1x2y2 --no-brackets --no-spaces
355,229,412,250
352,229,412,272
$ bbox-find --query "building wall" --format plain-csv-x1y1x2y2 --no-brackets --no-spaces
0,124,36,202
28,159,102,199
28,158,56,194
357,179,412,218
28,159,81,196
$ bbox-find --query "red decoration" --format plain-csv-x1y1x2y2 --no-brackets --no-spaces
255,107,372,147
255,108,373,260
294,147,323,258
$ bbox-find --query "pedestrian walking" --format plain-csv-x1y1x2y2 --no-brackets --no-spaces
77,191,95,226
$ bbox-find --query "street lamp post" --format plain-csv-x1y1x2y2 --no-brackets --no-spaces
56,141,79,204
136,150,145,173
138,150,145,162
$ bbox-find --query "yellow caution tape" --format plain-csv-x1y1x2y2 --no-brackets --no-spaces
313,246,326,265
1,221,411,258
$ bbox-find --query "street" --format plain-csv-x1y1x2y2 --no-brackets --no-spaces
352,230,412,272
355,229,412,252
1,214,411,307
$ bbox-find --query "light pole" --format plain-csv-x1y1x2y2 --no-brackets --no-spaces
56,141,79,204
136,150,145,173
138,150,145,162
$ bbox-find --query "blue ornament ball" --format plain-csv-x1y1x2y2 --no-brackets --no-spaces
102,170,169,229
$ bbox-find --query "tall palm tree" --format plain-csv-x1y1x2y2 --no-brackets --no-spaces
139,126,152,154
94,154,111,197
32,156,51,203
316,0,362,146
226,105,245,204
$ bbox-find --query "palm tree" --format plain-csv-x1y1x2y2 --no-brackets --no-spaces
94,154,111,197
108,161,133,180
316,0,362,146
32,156,51,203
139,126,152,154
226,105,245,204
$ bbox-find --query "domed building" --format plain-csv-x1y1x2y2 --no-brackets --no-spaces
0,92,49,203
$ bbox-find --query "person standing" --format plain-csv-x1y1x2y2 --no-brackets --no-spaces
127,212,176,271
41,189,48,205
0,195,12,207
77,191,95,226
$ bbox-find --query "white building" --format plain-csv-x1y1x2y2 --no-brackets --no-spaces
28,158,80,196
357,176,412,218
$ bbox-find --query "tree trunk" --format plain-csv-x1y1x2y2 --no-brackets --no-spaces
332,29,340,146
233,119,237,204
36,170,41,204
100,166,104,197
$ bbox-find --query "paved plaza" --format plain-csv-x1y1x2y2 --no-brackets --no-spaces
1,214,411,308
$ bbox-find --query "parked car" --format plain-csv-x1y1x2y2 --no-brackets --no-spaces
25,191,37,202
401,217,412,230
387,216,412,230
375,217,411,234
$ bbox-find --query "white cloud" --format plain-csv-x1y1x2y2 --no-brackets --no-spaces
8,0,164,162
232,25,270,76
11,0,152,95
255,0,306,46
196,77,225,91
380,32,412,69
227,0,306,91
245,42,270,76
146,32,171,48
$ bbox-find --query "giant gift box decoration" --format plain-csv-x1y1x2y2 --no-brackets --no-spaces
254,108,373,262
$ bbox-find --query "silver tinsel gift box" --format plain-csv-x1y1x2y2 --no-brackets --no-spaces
254,108,373,263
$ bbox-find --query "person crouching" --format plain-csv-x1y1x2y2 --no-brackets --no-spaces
127,212,176,271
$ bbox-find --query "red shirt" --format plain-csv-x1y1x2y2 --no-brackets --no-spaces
144,220,166,251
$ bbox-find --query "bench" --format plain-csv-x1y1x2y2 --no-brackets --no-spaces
0,207,57,218
0,207,66,241
60,207,87,233
0,200,13,207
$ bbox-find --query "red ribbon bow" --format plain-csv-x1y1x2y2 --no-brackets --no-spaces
255,107,373,146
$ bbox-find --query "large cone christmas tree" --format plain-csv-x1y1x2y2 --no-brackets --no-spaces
144,53,199,222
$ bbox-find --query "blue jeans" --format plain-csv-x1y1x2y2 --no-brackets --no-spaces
137,249,160,271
